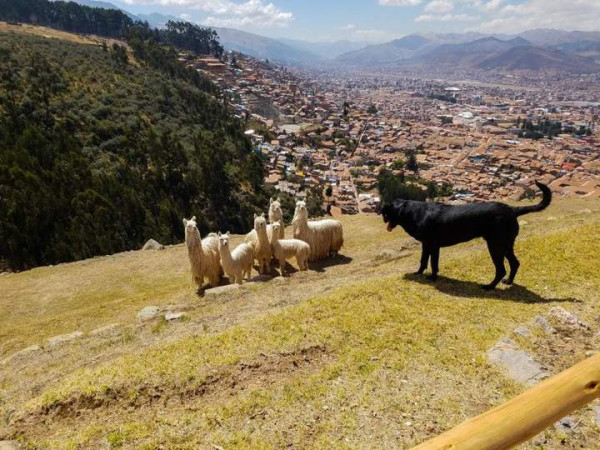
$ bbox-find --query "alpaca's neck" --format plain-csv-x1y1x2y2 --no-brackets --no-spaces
219,246,233,267
257,227,269,243
293,215,308,232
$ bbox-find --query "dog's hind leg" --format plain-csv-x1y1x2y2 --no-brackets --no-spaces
503,245,520,285
416,243,430,275
484,241,507,290
427,246,440,281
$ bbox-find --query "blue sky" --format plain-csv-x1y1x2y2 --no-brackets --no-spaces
114,0,600,42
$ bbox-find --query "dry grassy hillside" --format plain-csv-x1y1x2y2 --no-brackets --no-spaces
1,199,600,449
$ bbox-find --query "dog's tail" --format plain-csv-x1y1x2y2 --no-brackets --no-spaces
512,181,552,217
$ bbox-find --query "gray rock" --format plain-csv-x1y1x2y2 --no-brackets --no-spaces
89,324,121,336
487,338,547,385
1,345,41,365
548,307,589,329
555,416,575,432
374,249,403,262
533,315,557,334
0,441,20,450
518,220,528,226
513,325,531,338
47,331,83,349
165,312,185,321
141,239,164,250
205,284,240,297
137,306,161,322
249,274,273,283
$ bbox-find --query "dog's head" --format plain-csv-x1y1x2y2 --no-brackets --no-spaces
381,201,406,232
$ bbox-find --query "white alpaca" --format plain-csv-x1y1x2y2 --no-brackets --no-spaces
217,232,254,284
183,216,222,289
271,222,310,275
269,197,285,239
244,213,272,274
292,201,344,262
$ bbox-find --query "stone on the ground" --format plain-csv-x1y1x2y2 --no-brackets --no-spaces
374,249,403,262
165,312,185,321
249,274,273,283
89,324,121,336
555,416,575,432
137,306,161,322
141,239,164,250
519,220,528,226
487,338,547,385
533,315,557,334
0,441,20,450
548,307,589,329
513,325,531,338
272,276,288,283
579,209,592,214
46,331,84,349
1,345,41,365
205,284,240,297
547,216,557,221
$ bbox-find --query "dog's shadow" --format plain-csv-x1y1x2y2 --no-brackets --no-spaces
404,273,582,304
311,254,353,273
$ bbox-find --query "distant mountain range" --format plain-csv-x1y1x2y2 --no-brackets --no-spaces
335,32,600,73
68,0,600,72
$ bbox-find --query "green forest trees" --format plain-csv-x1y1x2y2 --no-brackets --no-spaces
0,31,264,270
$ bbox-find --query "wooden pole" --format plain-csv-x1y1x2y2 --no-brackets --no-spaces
412,353,600,450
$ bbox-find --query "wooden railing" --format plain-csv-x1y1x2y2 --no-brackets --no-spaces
412,353,600,450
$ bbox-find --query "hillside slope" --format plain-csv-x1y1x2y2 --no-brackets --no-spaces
1,200,600,448
0,27,264,271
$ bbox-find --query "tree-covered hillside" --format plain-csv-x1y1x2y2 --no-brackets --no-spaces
0,32,266,270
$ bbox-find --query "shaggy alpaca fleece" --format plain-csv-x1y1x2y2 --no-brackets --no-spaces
292,201,343,262
217,232,254,284
269,197,285,239
183,216,222,288
244,213,272,274
271,222,309,275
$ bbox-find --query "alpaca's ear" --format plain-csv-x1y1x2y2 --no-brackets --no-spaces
254,213,257,219
276,197,280,203
226,231,230,236
217,232,221,237
269,197,273,205
261,212,265,217
191,216,196,222
183,218,188,227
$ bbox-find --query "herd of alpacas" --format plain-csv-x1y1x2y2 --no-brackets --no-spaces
183,198,344,289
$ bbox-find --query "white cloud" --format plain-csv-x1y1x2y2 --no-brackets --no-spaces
122,0,293,29
179,12,192,21
339,24,357,31
478,0,502,12
415,13,478,22
424,0,454,13
378,0,422,6
476,0,600,33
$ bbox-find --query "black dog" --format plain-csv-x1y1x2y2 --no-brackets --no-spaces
381,181,552,289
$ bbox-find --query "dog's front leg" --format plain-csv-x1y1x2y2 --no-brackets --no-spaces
416,243,430,275
428,246,440,281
